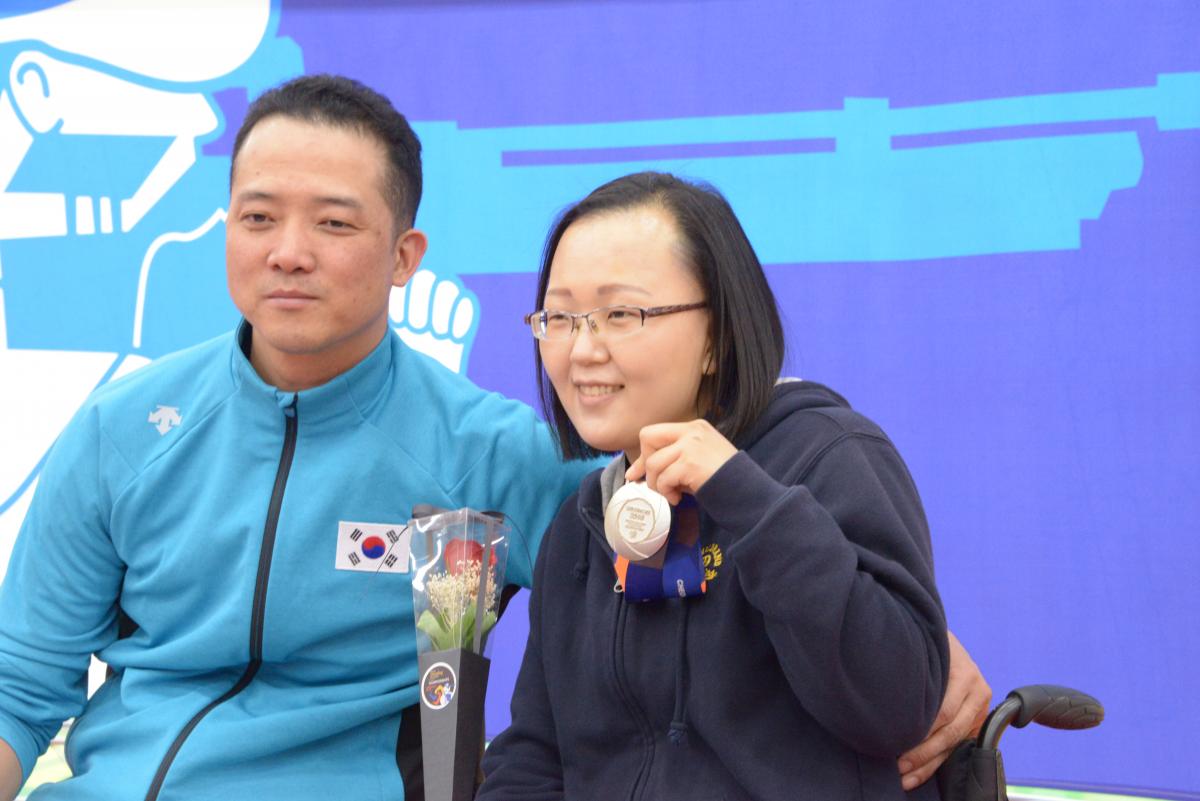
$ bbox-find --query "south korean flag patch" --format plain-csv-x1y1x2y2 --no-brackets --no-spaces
336,521,411,574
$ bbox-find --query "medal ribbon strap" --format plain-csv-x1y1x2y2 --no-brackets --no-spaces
614,496,706,602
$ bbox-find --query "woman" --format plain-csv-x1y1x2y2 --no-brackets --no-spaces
478,172,951,800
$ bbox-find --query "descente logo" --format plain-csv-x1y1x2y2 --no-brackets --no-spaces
147,405,182,435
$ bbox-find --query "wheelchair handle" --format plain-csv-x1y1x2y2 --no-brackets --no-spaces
977,684,1104,750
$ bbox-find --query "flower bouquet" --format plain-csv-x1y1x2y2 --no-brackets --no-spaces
415,535,501,652
409,506,509,801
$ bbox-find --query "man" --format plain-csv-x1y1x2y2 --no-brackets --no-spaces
0,75,986,800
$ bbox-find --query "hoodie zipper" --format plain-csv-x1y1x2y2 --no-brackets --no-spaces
143,399,298,801
611,578,656,800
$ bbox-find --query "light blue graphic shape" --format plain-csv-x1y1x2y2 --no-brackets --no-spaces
414,72,1198,274
0,1,302,358
1,2,72,17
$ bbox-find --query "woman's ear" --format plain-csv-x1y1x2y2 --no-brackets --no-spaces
696,344,719,419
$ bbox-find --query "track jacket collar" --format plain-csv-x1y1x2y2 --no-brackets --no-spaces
230,320,394,425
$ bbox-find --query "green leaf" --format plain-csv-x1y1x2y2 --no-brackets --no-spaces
418,597,499,652
417,610,457,651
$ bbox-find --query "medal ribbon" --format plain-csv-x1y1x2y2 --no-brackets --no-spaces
614,496,706,602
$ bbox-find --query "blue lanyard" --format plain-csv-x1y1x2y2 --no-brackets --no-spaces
614,496,707,602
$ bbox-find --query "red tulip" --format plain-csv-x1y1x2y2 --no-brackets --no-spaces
444,538,496,575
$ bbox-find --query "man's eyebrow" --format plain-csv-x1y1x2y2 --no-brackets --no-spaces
234,190,276,204
314,195,364,210
233,190,363,210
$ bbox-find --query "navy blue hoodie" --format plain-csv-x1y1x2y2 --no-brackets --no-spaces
479,381,949,801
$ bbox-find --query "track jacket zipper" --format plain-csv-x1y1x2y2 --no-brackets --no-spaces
143,399,298,801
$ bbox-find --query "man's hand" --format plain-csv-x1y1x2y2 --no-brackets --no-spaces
898,630,992,790
624,420,738,505
0,737,22,801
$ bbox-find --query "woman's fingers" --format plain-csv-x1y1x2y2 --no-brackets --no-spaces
625,420,737,500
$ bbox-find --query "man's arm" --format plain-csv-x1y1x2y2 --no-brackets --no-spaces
0,738,21,801
456,392,601,590
0,400,128,788
899,630,992,789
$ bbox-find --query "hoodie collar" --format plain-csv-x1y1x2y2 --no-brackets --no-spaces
599,454,627,512
731,379,851,449
229,320,394,425
576,467,609,547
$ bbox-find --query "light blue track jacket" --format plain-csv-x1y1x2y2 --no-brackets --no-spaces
0,326,591,800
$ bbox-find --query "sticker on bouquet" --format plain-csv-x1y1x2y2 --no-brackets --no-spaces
420,661,457,711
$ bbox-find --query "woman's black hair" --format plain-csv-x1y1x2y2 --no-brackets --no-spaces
533,171,785,459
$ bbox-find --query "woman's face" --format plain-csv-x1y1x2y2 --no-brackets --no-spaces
540,205,712,460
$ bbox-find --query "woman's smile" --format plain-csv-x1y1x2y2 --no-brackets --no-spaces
574,382,624,401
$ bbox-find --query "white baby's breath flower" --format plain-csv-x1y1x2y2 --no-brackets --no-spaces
425,561,497,621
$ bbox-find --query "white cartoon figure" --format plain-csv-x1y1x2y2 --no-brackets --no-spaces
0,0,298,576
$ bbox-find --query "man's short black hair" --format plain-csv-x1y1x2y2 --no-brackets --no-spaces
231,74,422,228
533,171,786,460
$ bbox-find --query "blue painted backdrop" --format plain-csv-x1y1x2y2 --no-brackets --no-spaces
0,1,1196,796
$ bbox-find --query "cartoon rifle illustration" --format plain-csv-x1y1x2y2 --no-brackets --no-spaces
411,71,1200,270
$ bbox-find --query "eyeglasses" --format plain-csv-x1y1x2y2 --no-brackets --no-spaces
524,302,707,341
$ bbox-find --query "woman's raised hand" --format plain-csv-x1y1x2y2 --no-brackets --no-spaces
625,419,738,504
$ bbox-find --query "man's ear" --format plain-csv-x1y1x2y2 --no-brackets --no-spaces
392,228,428,287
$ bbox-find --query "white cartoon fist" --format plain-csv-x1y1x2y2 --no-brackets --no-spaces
390,270,477,374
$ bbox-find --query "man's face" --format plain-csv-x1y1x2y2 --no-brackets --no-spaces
226,115,424,389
